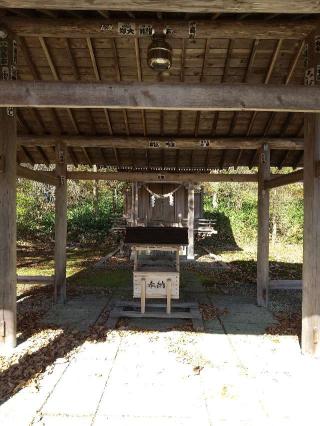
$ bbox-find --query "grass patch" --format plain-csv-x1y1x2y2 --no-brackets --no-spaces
69,269,131,289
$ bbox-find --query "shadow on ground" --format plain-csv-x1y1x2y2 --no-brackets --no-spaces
2,251,302,405
199,212,241,253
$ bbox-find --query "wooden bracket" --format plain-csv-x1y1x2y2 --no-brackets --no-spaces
0,154,5,173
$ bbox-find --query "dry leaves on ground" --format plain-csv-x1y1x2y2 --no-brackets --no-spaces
265,312,301,336
199,303,228,321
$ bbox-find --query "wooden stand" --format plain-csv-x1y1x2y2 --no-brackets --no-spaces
107,301,204,331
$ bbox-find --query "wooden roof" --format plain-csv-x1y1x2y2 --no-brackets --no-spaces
1,9,314,171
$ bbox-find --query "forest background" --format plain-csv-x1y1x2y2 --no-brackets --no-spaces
17,167,303,246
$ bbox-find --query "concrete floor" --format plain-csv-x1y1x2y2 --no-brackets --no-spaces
1,290,319,426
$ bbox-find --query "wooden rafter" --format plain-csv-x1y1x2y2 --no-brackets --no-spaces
97,10,109,19
65,39,100,139
21,146,35,165
218,39,234,169
39,36,79,135
111,38,129,135
293,150,304,169
296,119,304,137
18,37,47,133
177,39,185,135
68,147,79,167
277,150,290,169
134,38,147,136
194,39,209,137
263,39,305,138
230,39,259,141
17,110,32,134
247,39,283,137
36,146,50,166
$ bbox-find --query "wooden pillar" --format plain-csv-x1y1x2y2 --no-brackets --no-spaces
54,143,67,304
187,184,195,260
302,30,320,356
199,186,204,218
0,28,17,348
134,182,139,225
257,144,270,307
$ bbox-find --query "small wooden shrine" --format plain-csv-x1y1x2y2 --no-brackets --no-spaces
124,182,215,258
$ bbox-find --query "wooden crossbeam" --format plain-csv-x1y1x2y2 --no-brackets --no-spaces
17,275,54,284
67,170,258,183
17,165,58,185
269,280,302,290
17,135,304,150
2,16,318,40
1,1,320,14
2,81,320,112
264,168,303,189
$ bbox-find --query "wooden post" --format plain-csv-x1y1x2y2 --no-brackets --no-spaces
0,28,17,348
54,143,67,304
257,144,270,306
134,182,139,225
166,279,172,314
187,184,195,260
141,278,146,314
302,30,320,356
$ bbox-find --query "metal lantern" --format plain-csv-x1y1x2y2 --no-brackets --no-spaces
147,34,172,72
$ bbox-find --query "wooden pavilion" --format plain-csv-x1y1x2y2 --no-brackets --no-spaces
0,1,319,357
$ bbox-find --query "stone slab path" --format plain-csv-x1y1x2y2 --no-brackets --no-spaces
1,280,319,425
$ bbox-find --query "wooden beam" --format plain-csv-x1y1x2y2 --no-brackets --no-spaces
269,280,302,290
3,81,320,112
264,169,303,189
17,165,58,185
1,2,320,14
17,135,304,151
54,143,67,304
67,171,258,183
257,144,270,307
2,16,318,40
0,30,17,349
17,275,54,284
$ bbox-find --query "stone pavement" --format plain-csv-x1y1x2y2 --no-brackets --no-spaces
1,281,319,425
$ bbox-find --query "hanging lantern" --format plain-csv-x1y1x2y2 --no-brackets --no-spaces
147,33,172,72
